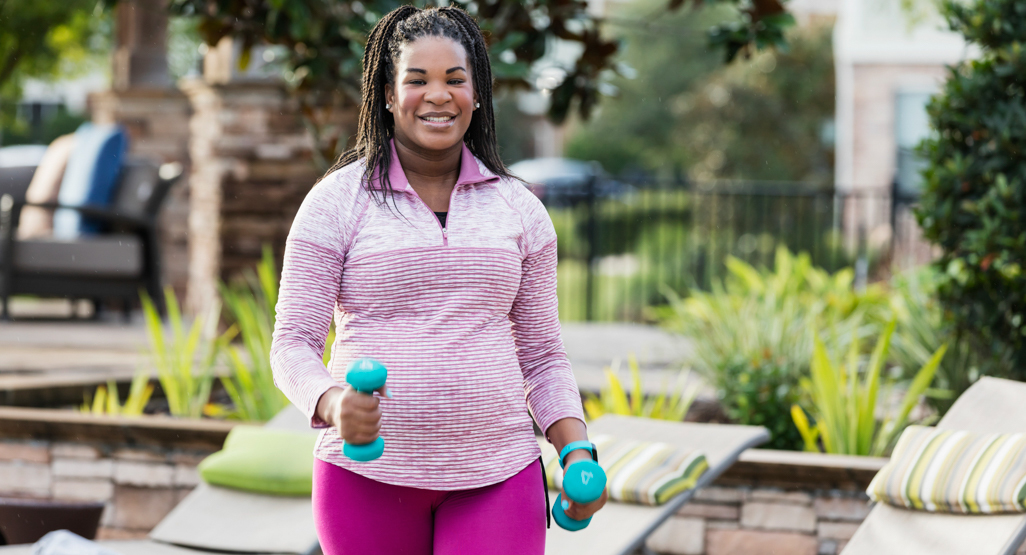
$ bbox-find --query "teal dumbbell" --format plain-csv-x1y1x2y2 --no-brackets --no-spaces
553,458,607,531
342,358,388,462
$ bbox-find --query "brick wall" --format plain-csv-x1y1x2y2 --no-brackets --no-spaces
0,438,213,539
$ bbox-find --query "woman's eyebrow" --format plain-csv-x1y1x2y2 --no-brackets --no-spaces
404,67,467,74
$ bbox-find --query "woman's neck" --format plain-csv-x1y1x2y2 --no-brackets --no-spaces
393,138,462,212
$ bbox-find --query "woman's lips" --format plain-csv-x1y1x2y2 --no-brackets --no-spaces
419,115,456,128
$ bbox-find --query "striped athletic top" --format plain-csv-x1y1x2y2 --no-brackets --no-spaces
270,140,586,490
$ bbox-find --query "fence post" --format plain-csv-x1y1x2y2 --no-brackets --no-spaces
585,174,598,321
890,178,900,262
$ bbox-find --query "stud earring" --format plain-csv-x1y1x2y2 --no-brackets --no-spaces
386,103,392,110
475,102,480,109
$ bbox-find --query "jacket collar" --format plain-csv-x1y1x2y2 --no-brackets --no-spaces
370,139,500,191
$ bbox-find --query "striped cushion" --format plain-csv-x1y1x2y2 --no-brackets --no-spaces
542,434,708,506
868,426,1026,513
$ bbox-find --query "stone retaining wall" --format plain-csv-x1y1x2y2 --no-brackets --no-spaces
645,485,871,555
1,415,1017,554
0,438,214,539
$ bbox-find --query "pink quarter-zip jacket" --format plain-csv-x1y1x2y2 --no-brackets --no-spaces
270,141,586,490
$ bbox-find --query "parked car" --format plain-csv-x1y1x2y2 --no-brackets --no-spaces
509,157,633,207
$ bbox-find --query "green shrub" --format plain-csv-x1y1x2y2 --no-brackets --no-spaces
582,355,698,422
792,321,947,456
916,0,1026,377
660,247,890,450
719,356,804,451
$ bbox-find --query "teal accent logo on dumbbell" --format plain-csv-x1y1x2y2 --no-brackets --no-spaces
342,358,388,462
552,459,607,531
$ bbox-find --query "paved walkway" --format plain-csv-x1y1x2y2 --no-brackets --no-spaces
0,317,700,402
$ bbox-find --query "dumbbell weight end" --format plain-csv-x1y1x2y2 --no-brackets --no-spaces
552,493,593,531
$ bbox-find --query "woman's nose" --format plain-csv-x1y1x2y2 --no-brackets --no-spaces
424,84,451,105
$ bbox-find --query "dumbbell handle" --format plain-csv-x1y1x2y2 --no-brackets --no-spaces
342,358,387,462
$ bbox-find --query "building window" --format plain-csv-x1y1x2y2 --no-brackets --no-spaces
894,89,935,198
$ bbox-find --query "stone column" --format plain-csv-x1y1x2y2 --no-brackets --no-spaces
179,78,355,315
112,0,171,90
89,0,192,299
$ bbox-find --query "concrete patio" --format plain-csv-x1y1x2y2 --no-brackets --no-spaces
0,298,704,408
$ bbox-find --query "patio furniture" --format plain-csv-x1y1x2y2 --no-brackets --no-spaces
0,158,183,320
0,498,104,545
544,416,769,555
841,376,1026,555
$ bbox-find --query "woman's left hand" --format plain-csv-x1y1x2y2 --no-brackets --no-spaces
560,450,608,521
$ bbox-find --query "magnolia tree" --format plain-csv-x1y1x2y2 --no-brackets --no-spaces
167,0,795,125
916,0,1026,377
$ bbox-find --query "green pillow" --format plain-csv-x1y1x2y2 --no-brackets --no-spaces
198,425,318,496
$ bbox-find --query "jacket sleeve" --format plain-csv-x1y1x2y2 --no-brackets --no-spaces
270,181,349,428
509,203,586,440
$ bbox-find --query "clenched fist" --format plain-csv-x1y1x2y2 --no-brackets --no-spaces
316,385,390,445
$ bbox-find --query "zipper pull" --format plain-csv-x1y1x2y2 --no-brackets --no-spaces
442,228,448,237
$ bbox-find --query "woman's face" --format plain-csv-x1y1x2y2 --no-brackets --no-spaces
386,36,478,154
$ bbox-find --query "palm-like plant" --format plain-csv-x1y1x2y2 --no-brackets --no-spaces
80,371,154,417
218,246,289,422
792,320,947,456
583,355,699,422
141,287,222,419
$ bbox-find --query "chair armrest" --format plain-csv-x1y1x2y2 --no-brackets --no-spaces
0,165,38,205
16,201,151,231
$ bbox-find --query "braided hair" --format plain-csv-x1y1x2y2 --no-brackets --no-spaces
322,5,513,205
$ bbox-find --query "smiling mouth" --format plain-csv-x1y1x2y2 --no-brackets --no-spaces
420,115,456,124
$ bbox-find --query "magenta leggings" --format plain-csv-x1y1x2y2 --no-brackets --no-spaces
313,458,546,555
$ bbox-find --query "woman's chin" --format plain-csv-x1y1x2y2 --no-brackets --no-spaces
409,131,466,153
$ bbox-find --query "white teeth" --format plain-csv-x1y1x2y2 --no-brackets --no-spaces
422,116,454,123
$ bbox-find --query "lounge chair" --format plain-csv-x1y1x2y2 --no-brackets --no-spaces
544,415,769,555
841,376,1026,555
0,405,320,555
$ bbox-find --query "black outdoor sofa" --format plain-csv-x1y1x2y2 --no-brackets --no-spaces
0,159,182,319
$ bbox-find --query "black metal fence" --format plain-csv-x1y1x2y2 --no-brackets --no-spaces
542,178,926,322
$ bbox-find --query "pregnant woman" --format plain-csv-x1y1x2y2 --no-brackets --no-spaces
270,6,606,554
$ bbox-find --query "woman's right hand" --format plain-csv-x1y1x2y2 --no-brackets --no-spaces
315,386,387,444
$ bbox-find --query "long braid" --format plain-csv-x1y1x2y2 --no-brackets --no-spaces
321,5,418,207
320,5,514,205
437,6,503,170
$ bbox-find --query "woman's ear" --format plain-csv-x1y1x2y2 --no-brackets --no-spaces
385,87,395,111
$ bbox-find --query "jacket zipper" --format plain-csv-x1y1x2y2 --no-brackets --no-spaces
409,183,460,247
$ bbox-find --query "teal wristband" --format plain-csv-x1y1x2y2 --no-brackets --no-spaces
559,440,597,469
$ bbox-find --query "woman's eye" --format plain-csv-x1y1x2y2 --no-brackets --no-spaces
448,79,465,85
